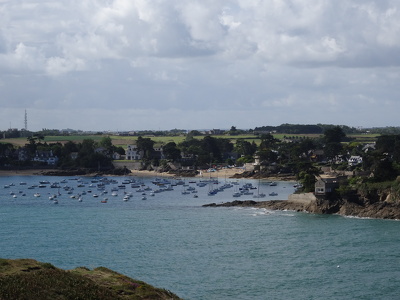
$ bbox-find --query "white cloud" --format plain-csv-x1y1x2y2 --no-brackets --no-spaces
0,0,400,131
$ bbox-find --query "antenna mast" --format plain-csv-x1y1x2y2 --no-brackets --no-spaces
24,109,28,130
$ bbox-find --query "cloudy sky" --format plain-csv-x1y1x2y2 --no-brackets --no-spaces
1,0,400,132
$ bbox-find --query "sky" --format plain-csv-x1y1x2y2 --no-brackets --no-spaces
1,0,400,132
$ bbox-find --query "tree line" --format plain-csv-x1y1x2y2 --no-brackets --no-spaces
2,128,400,193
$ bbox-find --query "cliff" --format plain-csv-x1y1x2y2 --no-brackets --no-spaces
0,258,182,300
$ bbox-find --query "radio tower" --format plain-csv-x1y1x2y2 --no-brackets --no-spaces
24,109,28,131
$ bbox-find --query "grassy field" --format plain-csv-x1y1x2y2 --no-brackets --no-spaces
0,133,380,148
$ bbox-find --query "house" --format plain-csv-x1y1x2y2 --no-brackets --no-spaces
113,152,123,160
153,145,165,159
126,145,142,160
33,150,59,165
362,143,375,153
315,174,344,196
309,149,325,162
348,155,363,167
18,148,30,161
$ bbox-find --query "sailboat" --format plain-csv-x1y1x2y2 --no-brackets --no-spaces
253,179,266,198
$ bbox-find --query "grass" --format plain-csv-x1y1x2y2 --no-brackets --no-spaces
1,132,381,148
0,258,182,300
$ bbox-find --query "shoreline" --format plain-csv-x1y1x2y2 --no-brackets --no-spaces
0,168,244,178
203,199,400,220
0,167,296,182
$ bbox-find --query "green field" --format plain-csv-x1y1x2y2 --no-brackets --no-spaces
1,132,380,148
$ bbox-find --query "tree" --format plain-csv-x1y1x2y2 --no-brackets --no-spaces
257,149,278,163
323,126,346,160
234,140,256,157
259,133,276,150
99,136,113,156
163,142,181,161
136,136,155,160
201,136,222,162
228,126,238,136
324,126,346,144
373,159,397,182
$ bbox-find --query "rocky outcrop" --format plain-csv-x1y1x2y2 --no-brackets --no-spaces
338,201,400,219
203,198,400,219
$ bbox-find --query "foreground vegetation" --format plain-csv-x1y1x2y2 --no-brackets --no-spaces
0,258,181,300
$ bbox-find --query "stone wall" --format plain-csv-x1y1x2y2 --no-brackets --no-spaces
288,193,317,204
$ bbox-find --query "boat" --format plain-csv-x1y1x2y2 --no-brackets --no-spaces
269,192,278,196
253,179,266,198
34,193,41,197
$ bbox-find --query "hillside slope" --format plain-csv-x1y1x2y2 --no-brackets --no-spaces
0,258,182,300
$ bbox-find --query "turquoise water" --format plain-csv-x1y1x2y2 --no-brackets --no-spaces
1,175,400,299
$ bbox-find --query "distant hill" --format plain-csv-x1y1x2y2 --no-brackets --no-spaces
0,258,182,300
254,123,359,134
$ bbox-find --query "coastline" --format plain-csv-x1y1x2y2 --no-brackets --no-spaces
0,168,298,183
0,167,247,179
0,169,58,177
203,199,400,220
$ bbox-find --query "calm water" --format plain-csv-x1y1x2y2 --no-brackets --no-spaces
1,175,400,300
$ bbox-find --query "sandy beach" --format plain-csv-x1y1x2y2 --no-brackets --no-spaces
0,168,246,178
0,169,58,177
128,168,245,178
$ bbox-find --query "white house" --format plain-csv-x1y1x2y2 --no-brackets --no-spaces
126,145,142,160
348,155,363,167
33,150,59,165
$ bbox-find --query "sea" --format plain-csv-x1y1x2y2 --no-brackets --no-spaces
1,174,400,300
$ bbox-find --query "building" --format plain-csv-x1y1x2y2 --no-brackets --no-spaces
348,155,363,167
126,145,142,160
32,150,59,165
315,174,343,196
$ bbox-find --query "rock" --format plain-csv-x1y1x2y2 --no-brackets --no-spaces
203,198,400,220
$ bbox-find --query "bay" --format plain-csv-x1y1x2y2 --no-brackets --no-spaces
1,175,400,299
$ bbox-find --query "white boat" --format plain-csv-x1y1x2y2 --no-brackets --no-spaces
253,193,266,198
34,193,41,197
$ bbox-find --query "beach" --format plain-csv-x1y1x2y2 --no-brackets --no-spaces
0,167,246,178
